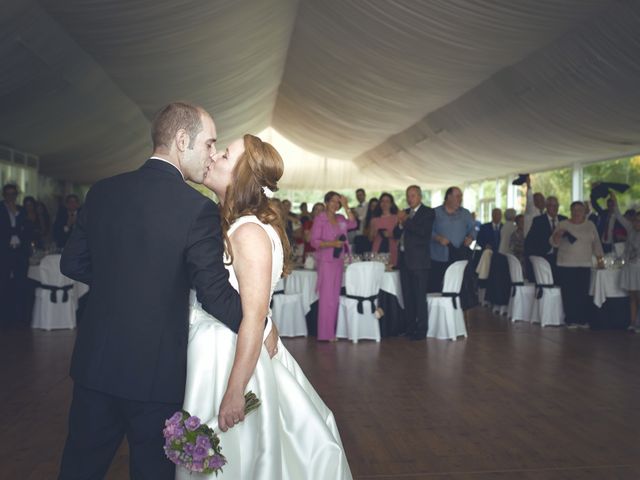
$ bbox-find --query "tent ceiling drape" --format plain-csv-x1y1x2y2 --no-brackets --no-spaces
1,0,639,189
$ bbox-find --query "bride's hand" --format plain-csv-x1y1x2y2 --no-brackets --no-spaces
264,322,279,358
218,388,246,432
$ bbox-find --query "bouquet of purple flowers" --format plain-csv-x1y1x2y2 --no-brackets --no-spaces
163,391,261,475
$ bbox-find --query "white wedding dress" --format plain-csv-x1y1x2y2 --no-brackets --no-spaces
177,215,353,480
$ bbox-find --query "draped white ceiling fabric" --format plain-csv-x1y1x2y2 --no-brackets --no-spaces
1,0,639,189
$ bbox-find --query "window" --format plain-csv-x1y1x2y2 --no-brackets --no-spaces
530,167,573,215
583,155,640,214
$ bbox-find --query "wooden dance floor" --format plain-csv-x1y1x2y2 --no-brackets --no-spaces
2,308,639,479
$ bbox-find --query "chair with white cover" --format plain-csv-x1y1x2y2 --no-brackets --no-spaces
529,256,565,327
31,254,78,330
337,262,385,343
427,260,468,341
270,277,307,337
475,249,492,306
505,254,535,323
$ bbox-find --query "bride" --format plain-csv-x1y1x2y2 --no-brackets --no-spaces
177,134,352,480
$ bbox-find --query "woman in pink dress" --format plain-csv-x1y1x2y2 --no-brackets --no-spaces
310,192,357,341
368,192,399,267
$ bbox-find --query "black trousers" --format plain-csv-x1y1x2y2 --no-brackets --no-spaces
59,383,181,480
400,260,429,337
557,266,591,326
0,249,29,327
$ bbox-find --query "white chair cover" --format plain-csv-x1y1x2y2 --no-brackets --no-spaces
505,254,535,323
476,249,493,279
271,278,308,337
31,254,77,330
476,249,493,306
427,260,468,341
529,256,565,327
337,262,385,343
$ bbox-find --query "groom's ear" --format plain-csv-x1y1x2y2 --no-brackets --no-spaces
175,128,189,153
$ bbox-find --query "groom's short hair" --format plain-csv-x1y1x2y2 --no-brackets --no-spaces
151,102,204,151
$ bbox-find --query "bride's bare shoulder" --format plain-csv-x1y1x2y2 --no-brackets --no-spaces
230,222,271,259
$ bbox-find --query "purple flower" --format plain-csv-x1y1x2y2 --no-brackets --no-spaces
163,423,185,440
208,454,226,469
166,448,181,463
166,411,183,426
184,443,195,456
184,415,201,431
195,435,211,450
192,445,209,462
191,460,204,472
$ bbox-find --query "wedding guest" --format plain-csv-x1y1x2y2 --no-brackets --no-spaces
302,202,324,258
584,201,599,226
523,176,545,237
53,194,81,249
1,184,32,327
430,186,475,292
591,192,626,253
299,202,311,224
310,191,357,341
499,208,516,254
525,196,566,280
23,196,48,250
281,199,295,246
509,214,526,269
363,198,378,235
551,201,604,329
477,208,502,251
369,192,399,267
394,185,434,339
354,188,367,232
355,197,378,254
610,193,640,331
36,201,52,249
471,212,481,234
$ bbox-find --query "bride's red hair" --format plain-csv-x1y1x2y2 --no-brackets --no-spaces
220,134,292,276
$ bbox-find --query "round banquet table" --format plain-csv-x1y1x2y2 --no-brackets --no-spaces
285,267,405,337
589,268,629,330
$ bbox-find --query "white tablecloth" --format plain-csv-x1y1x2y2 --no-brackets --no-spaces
589,268,627,308
28,265,90,299
285,268,404,314
285,270,318,315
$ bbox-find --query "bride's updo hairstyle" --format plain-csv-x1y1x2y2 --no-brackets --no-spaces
221,134,292,276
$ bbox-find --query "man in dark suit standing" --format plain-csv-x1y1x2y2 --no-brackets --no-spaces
58,102,276,480
394,185,435,340
525,196,566,280
53,194,81,249
0,183,33,327
476,208,502,251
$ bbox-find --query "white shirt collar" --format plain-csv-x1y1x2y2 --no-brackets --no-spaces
150,156,185,180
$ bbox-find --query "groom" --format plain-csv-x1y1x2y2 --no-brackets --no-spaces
58,102,275,479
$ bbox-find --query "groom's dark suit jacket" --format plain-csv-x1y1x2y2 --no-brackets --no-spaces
61,159,242,403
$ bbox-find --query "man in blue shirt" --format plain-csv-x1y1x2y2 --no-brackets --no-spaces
430,186,476,292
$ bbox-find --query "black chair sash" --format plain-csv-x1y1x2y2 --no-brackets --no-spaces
511,281,524,297
38,283,74,303
441,292,460,309
535,283,557,299
345,294,377,314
